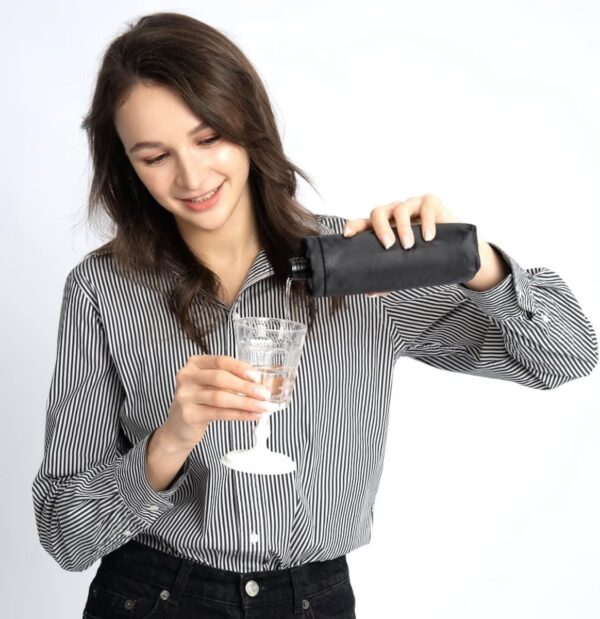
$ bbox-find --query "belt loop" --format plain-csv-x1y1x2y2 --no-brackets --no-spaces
289,565,305,615
166,558,195,609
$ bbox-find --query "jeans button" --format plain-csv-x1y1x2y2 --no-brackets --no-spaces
160,590,170,601
302,599,310,609
245,580,260,597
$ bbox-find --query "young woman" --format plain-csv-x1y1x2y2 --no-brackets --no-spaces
32,11,597,619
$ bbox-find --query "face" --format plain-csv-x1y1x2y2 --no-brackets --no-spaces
113,81,253,243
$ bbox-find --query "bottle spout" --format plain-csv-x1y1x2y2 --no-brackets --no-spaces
288,256,312,281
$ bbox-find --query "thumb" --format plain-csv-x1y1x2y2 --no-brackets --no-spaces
343,218,370,237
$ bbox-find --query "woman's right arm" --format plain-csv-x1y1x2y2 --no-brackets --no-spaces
32,268,274,571
31,270,194,572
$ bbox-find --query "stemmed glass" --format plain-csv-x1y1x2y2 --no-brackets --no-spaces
220,316,307,475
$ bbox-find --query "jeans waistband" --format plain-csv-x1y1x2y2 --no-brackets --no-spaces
99,540,350,613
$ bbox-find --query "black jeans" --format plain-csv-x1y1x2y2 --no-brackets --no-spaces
83,540,356,618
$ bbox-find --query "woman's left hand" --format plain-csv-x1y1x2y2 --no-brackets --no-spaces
343,193,461,297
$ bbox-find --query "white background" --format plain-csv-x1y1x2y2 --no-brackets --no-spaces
1,1,599,617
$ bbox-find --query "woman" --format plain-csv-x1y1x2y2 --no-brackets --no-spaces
32,11,597,619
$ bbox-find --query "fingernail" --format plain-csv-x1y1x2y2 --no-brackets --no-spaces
423,228,434,241
246,370,262,383
384,234,395,249
343,226,353,237
254,386,272,399
402,234,413,249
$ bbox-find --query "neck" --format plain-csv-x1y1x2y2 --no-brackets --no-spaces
176,189,262,269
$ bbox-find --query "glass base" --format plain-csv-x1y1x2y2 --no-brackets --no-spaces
220,447,296,475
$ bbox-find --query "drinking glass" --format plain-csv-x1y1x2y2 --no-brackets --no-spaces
220,316,307,474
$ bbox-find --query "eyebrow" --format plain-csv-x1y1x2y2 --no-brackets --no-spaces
128,122,208,154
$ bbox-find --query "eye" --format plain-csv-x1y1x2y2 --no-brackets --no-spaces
144,154,167,166
199,135,220,146
143,135,221,166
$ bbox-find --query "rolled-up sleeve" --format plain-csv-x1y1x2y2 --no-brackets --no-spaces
380,241,598,389
32,269,190,572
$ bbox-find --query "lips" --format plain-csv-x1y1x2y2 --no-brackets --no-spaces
180,181,224,201
180,181,224,212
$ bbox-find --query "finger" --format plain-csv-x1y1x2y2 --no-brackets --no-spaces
189,355,260,384
211,408,266,421
198,369,273,401
343,218,370,237
198,399,269,422
369,205,399,249
420,194,438,241
391,197,422,249
200,387,280,414
186,356,273,406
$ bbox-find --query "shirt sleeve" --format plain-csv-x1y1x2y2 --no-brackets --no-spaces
378,241,598,389
31,269,191,572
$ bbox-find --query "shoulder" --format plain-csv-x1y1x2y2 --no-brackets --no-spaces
64,250,154,303
66,251,116,296
65,250,173,304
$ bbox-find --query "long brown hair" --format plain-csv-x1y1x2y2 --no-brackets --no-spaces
80,12,345,353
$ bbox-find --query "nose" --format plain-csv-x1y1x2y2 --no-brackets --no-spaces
175,150,209,191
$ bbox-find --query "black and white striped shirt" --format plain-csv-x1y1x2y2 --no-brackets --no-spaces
32,213,598,572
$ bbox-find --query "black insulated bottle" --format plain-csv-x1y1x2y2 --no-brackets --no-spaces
288,222,481,297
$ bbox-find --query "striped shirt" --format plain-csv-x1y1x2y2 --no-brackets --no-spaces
32,213,598,572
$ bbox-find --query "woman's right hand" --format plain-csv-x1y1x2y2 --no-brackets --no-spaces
161,355,278,450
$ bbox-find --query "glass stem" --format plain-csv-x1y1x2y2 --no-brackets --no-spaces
253,412,271,450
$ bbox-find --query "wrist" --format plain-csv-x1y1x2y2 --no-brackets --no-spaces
153,422,202,456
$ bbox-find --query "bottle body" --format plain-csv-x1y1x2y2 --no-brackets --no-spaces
289,222,480,297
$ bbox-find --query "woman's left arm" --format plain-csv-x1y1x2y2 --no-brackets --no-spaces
342,194,599,390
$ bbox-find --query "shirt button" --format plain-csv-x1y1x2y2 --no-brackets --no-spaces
250,532,260,544
147,505,160,512
245,580,260,597
123,530,133,536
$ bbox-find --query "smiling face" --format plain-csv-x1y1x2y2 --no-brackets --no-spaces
113,81,257,258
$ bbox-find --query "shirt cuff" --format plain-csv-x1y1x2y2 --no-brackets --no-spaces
115,431,190,526
457,241,538,321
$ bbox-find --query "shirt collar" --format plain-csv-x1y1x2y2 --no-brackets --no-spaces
239,216,334,289
201,215,334,307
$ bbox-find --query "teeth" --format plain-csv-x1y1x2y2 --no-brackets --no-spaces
189,186,219,203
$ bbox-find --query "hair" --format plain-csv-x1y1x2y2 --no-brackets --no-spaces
80,11,346,353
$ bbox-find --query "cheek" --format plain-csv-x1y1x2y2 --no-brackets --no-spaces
137,168,170,196
214,143,250,175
